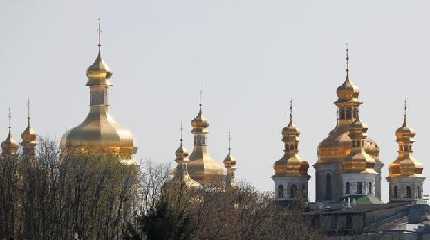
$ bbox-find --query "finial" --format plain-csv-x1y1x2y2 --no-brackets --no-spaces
26,98,31,128
403,98,407,127
7,107,11,135
228,130,232,154
289,99,293,125
180,121,184,145
199,90,203,112
97,18,102,51
345,43,350,79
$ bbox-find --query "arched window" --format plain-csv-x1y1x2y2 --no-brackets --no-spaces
346,109,352,120
394,186,398,199
290,184,297,199
357,182,363,194
406,186,412,198
417,186,422,199
278,185,284,199
345,182,351,195
368,182,372,194
325,174,332,201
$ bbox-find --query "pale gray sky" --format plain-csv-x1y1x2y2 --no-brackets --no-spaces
1,0,430,202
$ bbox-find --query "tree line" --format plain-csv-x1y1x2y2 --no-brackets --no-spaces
0,139,322,240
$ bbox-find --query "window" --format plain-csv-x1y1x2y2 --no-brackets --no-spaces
346,109,352,120
394,186,398,199
346,182,350,195
369,182,372,194
290,184,297,199
325,174,332,201
357,182,363,194
406,186,412,199
278,185,284,199
302,184,307,198
339,109,345,120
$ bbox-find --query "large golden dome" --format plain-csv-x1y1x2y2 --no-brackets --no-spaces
317,48,380,169
61,47,137,164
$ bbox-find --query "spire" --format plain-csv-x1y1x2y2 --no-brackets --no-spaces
228,130,232,154
7,107,11,136
180,121,184,146
288,99,293,127
26,98,31,128
86,18,112,83
345,43,350,81
403,98,407,127
97,17,102,52
199,89,203,113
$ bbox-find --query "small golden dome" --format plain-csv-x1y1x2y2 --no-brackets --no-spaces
175,141,189,163
337,78,359,102
223,153,237,169
282,122,300,137
191,107,209,132
86,50,113,86
1,132,19,155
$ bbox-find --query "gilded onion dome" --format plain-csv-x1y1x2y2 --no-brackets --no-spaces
223,151,236,169
274,101,309,177
2,109,19,156
388,102,423,178
317,47,380,165
61,23,137,164
1,132,19,156
188,103,225,185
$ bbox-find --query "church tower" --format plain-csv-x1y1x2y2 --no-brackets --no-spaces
387,101,425,202
169,124,201,189
61,20,137,164
273,101,310,202
315,47,382,202
1,108,19,157
223,132,237,190
187,99,225,185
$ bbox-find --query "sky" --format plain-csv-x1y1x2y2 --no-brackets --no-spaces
1,0,430,202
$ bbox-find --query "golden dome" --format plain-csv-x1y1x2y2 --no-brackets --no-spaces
223,153,236,167
175,139,189,163
61,46,137,164
21,126,36,144
191,106,209,133
1,131,19,156
336,77,359,102
86,50,113,86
